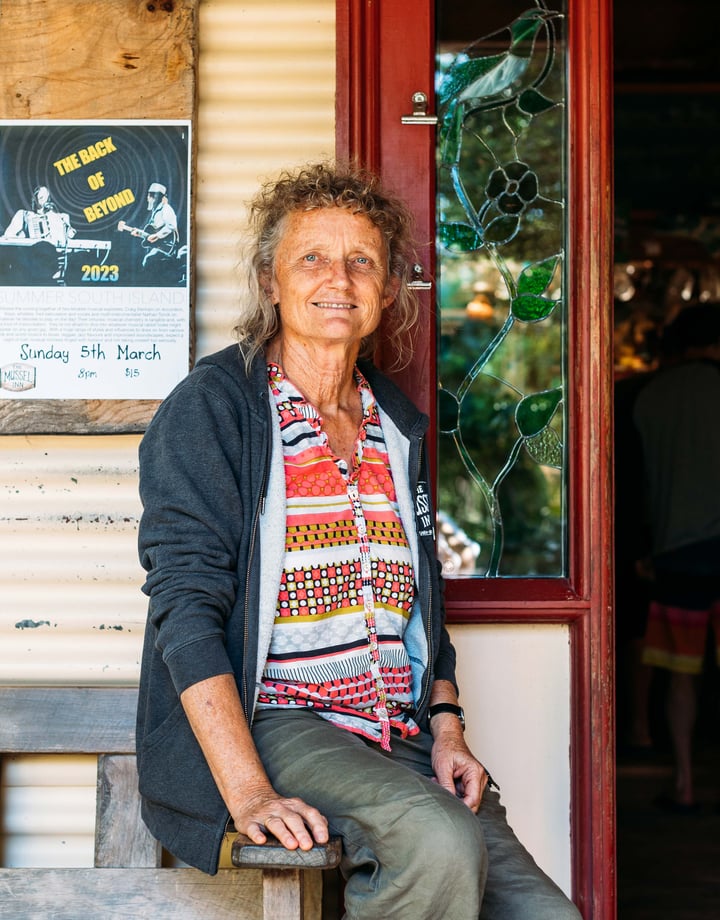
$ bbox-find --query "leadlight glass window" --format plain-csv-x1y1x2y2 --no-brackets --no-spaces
435,1,567,577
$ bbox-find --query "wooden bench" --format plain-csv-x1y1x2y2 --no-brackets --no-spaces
0,687,341,920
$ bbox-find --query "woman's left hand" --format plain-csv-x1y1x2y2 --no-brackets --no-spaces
430,726,488,813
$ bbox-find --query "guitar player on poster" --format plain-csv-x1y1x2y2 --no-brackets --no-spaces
119,181,180,282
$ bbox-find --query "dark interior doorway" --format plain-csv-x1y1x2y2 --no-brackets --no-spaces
613,3,720,917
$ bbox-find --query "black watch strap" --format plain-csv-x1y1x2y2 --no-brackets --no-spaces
428,703,465,729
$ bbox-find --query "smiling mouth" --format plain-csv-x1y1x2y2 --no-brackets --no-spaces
313,301,355,310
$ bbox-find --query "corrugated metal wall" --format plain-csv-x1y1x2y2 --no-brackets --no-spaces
0,0,336,867
194,0,336,356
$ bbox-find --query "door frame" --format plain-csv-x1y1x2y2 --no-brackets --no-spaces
336,2,615,916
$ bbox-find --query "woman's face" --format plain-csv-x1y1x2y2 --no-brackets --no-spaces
269,207,398,352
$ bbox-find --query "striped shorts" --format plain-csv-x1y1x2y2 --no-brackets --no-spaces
642,600,720,674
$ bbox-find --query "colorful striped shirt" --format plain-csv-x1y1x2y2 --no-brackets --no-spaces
257,363,420,749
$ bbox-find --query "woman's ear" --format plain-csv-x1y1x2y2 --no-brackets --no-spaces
260,269,276,302
382,275,401,309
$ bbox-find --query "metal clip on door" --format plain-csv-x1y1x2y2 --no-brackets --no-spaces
401,93,434,291
408,262,432,291
401,92,438,125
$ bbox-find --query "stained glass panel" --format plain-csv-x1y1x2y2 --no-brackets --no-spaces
436,2,567,576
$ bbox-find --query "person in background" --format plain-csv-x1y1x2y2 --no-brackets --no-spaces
634,302,720,811
136,161,582,919
613,304,662,756
614,366,655,754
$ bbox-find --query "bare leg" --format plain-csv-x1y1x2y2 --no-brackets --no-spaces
627,638,653,747
666,672,697,805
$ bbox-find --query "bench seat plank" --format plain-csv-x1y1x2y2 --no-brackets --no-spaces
0,868,266,920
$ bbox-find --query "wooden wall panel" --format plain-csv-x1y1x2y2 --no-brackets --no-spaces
0,0,197,120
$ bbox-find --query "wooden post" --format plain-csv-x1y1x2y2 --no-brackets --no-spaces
95,754,162,868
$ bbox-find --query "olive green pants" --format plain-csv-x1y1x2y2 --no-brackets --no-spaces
252,709,581,920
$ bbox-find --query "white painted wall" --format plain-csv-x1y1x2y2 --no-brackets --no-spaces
450,623,573,896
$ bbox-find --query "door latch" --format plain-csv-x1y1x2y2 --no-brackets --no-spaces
401,92,438,125
407,262,433,290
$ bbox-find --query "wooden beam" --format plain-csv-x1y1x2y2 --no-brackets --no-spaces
0,687,138,753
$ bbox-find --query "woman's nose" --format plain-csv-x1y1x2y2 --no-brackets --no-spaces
326,259,352,287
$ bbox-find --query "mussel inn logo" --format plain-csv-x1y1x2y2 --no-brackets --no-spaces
1,362,37,392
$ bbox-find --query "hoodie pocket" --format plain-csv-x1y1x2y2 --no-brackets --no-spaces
138,701,224,822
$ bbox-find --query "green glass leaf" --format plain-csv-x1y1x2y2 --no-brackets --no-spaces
510,11,546,46
459,54,530,102
439,221,483,252
524,426,564,469
515,388,562,437
437,54,505,107
438,387,461,434
518,88,556,115
442,54,534,110
439,100,464,166
511,294,559,322
517,256,560,296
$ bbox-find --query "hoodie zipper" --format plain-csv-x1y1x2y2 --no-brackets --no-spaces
241,397,272,724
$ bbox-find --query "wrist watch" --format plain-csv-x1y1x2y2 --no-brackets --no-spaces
428,702,465,730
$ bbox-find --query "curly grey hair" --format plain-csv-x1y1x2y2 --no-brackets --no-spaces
234,161,420,369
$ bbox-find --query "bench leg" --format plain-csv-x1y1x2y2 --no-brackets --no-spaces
263,867,302,920
262,867,323,920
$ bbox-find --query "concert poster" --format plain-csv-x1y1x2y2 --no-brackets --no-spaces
0,120,191,401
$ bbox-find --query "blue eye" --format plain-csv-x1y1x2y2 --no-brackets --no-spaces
304,254,317,263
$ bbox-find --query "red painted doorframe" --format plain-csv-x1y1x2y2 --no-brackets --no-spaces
336,2,615,917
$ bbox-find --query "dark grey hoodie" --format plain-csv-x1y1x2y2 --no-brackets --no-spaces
136,344,457,873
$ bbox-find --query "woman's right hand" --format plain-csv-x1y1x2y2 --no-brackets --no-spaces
180,675,329,852
233,785,329,850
